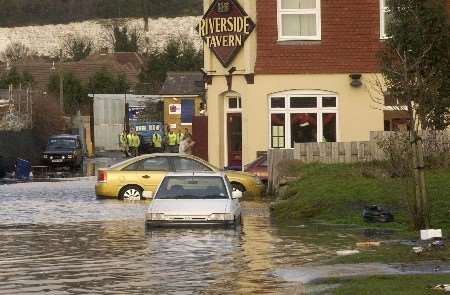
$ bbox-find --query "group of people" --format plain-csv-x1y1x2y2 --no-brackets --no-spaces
119,127,195,158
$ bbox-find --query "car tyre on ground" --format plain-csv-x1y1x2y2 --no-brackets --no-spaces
119,185,143,201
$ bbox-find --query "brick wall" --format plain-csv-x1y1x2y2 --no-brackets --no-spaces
254,0,384,74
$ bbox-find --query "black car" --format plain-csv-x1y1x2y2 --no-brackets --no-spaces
42,135,84,169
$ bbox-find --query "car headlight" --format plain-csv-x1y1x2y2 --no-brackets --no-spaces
43,154,48,159
209,213,234,221
147,213,165,220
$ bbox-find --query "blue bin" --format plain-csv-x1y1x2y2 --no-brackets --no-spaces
16,158,31,180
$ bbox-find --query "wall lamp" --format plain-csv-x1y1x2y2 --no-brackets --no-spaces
349,73,362,88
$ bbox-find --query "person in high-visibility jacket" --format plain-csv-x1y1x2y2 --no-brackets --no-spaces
119,130,129,157
127,129,141,157
176,130,184,145
166,129,178,153
152,132,162,153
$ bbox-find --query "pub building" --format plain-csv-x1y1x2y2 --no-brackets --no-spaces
200,0,411,169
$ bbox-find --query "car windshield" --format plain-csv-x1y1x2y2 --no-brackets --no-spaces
155,176,229,199
47,139,76,150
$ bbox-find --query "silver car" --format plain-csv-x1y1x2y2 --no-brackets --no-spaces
145,172,242,228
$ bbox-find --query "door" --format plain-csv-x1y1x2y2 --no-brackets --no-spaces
227,113,242,169
125,156,170,193
192,116,208,161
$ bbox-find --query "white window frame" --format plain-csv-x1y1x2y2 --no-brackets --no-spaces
268,91,339,149
380,0,389,39
277,0,322,41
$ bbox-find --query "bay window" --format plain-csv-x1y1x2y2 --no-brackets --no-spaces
269,92,338,148
278,0,321,40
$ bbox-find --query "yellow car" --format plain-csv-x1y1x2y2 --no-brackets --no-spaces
95,153,265,200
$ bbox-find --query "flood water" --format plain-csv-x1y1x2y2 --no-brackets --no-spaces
0,178,356,294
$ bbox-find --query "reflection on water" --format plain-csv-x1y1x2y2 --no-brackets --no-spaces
0,181,357,294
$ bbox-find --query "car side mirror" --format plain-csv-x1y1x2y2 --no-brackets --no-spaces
143,191,153,199
232,190,243,199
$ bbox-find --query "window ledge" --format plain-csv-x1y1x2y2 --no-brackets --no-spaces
277,40,321,46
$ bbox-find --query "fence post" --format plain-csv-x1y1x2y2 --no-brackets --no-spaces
268,149,294,195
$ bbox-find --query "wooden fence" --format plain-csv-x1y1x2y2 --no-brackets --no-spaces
267,130,450,194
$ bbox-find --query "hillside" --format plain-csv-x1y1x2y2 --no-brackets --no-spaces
0,0,202,27
0,17,203,58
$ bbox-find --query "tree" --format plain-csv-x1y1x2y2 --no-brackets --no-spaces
48,72,86,114
88,68,130,94
109,24,140,53
139,37,203,92
62,35,94,62
32,93,66,147
0,67,34,88
0,42,30,65
380,0,450,229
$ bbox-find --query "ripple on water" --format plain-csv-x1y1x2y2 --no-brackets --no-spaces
0,181,354,294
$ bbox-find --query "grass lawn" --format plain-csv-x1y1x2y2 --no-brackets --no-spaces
327,274,450,295
272,163,450,234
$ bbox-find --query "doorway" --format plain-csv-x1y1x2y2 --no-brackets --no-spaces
227,113,242,169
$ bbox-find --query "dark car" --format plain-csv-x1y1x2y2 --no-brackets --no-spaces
244,154,268,184
42,135,84,169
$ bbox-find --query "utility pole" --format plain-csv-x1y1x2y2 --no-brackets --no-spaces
59,49,64,113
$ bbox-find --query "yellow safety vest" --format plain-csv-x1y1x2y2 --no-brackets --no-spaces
152,133,162,148
167,133,177,146
119,132,127,145
127,134,140,148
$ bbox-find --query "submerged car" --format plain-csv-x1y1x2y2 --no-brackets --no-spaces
42,134,84,169
95,153,264,200
145,172,242,227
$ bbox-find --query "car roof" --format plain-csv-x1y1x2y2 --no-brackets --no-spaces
49,134,79,139
164,171,226,177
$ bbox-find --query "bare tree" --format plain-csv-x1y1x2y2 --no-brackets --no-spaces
379,0,450,229
0,42,30,65
61,34,94,62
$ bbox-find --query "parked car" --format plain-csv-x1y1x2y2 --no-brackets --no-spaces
0,155,5,178
244,154,268,184
95,153,264,200
42,135,84,169
145,172,242,227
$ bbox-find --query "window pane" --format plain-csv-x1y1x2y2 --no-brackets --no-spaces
271,114,285,148
173,158,212,172
322,97,336,108
291,113,317,146
228,97,238,109
282,14,317,37
384,10,392,35
290,97,317,108
141,157,170,171
181,99,195,124
281,0,316,9
122,161,141,171
322,113,336,142
271,97,285,108
156,177,228,199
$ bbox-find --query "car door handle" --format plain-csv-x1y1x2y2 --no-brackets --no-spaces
142,175,151,179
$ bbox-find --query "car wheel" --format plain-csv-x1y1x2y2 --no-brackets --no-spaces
231,182,246,193
119,185,143,201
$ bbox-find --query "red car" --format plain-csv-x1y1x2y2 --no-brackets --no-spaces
244,154,268,184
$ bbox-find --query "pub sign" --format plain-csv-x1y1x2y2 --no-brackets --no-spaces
198,0,255,67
